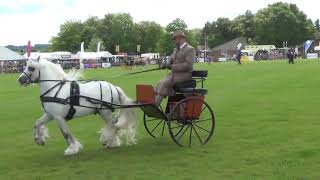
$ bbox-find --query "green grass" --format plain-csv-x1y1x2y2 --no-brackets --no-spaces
1,59,320,179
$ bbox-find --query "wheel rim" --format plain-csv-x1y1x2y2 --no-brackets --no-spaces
143,113,167,138
168,97,215,147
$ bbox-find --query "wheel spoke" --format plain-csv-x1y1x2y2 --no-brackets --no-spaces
189,125,193,147
171,124,184,129
194,118,212,123
192,125,203,144
177,125,190,141
201,106,207,114
171,120,181,126
174,125,185,137
146,118,160,122
193,124,211,134
161,121,165,136
151,120,163,133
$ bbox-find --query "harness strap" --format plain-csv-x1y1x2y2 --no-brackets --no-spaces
40,97,68,104
40,81,65,98
99,81,103,109
54,81,66,98
40,80,121,119
66,82,80,121
40,81,65,114
107,83,114,103
115,87,121,104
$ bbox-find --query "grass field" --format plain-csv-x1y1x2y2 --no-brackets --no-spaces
1,59,320,179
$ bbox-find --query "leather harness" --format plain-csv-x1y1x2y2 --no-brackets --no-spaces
23,69,141,121
40,80,120,121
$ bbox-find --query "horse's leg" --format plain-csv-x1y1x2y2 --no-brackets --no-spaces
55,117,83,155
33,113,53,146
98,109,121,148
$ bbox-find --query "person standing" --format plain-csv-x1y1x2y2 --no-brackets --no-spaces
154,30,195,106
287,50,294,64
236,51,242,64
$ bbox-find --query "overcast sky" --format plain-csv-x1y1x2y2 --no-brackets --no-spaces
0,0,319,46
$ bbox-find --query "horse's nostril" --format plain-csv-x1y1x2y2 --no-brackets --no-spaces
18,75,29,85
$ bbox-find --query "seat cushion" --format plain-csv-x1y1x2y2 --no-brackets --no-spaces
173,80,196,90
192,70,208,78
176,88,208,95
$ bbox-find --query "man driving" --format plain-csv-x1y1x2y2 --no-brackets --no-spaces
154,30,196,106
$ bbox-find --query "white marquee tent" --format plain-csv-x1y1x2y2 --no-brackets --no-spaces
0,46,26,61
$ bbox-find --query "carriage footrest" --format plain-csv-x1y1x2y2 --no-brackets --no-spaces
141,104,167,120
176,88,207,95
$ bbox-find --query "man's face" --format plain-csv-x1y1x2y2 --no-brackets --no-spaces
173,37,185,47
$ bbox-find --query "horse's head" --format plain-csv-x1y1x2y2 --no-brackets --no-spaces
18,56,42,86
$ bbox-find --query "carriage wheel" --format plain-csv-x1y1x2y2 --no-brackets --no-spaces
168,97,215,147
143,113,168,138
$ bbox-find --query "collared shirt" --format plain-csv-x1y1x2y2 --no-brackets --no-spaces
179,42,187,49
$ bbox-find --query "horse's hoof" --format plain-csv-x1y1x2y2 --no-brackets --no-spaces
34,138,45,146
106,145,119,149
64,147,80,155
64,142,83,156
105,142,121,149
64,149,78,156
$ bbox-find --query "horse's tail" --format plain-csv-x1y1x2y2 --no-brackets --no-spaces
115,86,137,145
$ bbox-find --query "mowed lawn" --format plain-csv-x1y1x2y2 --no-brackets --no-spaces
1,60,320,179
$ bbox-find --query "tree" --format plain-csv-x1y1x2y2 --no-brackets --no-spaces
159,18,197,55
166,18,188,32
201,18,237,48
49,17,99,53
87,36,105,52
232,10,255,42
109,13,136,53
96,13,136,54
96,14,115,53
134,21,164,53
49,20,84,53
214,18,237,45
188,28,201,48
254,2,315,47
81,16,100,50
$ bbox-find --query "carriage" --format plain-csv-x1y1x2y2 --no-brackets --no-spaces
19,58,215,155
136,70,215,147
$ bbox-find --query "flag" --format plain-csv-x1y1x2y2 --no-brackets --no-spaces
27,41,32,57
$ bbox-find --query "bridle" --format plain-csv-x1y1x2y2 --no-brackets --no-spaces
23,66,41,84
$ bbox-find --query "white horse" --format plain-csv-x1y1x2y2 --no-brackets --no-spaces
18,57,136,155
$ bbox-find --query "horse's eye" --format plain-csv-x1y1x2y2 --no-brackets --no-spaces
28,67,35,72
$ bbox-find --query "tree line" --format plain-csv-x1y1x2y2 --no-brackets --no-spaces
50,2,319,55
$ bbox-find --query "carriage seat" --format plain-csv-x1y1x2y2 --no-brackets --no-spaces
176,88,208,95
192,70,208,78
173,80,196,90
173,70,208,95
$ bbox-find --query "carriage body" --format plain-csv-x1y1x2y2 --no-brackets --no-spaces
136,70,215,147
136,85,205,121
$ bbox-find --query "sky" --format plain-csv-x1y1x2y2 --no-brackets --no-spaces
0,0,319,46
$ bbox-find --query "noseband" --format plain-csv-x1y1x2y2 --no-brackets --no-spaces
23,70,40,83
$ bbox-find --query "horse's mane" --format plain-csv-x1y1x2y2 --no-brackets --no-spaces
41,59,83,80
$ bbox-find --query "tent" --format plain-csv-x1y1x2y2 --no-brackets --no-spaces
0,46,26,73
212,38,247,61
0,46,25,61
